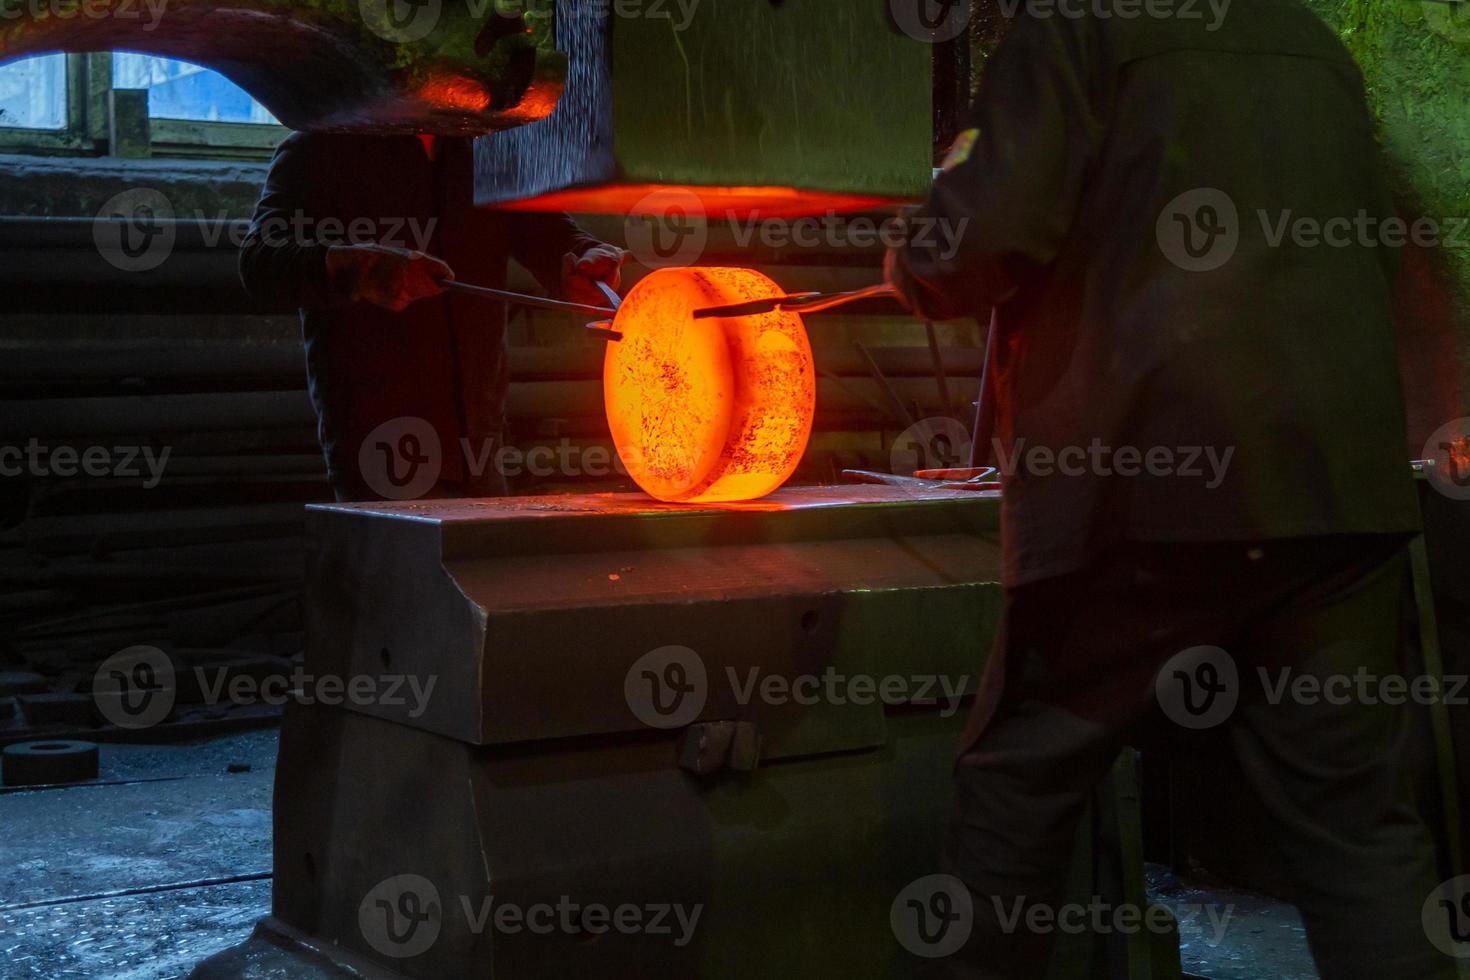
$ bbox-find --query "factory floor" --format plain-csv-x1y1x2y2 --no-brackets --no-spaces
0,731,275,978
0,729,1450,980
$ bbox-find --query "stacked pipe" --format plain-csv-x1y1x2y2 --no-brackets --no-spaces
0,310,319,738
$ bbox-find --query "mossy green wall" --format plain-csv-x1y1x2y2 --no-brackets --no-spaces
1303,0,1470,430
969,0,1470,434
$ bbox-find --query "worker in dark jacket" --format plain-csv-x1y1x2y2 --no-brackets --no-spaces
240,132,624,501
886,2,1454,977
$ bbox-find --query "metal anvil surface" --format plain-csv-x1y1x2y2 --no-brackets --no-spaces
195,486,1008,979
304,485,1003,750
0,0,565,133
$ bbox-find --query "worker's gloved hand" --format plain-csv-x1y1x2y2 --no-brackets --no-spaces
326,243,454,312
561,244,628,306
882,209,924,317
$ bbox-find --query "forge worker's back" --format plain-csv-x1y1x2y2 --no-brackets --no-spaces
890,0,1420,585
239,133,600,501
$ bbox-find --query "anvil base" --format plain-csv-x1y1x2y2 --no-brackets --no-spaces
188,487,1174,978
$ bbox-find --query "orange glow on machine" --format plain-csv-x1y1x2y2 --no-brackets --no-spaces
603,268,816,503
415,75,493,113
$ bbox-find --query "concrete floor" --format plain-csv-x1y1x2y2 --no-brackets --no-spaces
0,729,1455,979
1148,867,1317,980
0,732,276,979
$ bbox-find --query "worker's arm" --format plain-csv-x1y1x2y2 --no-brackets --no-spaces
505,211,627,305
239,133,451,312
886,15,1105,322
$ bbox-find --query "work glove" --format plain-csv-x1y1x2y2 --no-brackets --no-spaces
326,243,455,312
561,244,629,306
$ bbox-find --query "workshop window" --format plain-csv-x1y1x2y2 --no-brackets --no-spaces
0,53,68,130
0,52,286,158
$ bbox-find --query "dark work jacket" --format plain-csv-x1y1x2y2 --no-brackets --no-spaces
239,133,599,500
890,0,1421,587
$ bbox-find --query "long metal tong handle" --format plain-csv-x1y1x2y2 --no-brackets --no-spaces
439,279,618,319
692,282,899,319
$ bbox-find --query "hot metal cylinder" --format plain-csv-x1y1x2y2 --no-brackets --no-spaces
603,268,816,503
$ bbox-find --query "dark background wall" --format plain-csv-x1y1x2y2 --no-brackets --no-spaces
0,0,1464,733
0,154,981,703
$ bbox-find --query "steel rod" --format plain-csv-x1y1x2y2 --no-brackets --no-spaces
969,309,999,469
439,280,617,319
924,321,952,415
692,282,898,319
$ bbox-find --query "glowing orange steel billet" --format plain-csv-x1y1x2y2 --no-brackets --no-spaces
604,268,816,503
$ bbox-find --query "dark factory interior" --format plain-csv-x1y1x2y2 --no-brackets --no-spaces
1,0,1469,977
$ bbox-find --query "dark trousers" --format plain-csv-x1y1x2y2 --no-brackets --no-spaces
935,536,1456,980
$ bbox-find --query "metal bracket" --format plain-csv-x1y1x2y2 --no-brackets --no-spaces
584,321,623,343
676,721,762,776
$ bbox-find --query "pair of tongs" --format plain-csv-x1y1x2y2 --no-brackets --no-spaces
439,278,627,340
692,283,898,320
438,279,619,319
441,276,899,337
